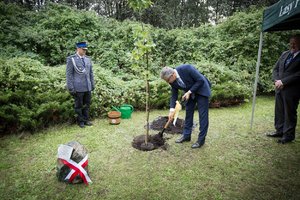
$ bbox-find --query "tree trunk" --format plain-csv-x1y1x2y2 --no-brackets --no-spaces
145,51,150,145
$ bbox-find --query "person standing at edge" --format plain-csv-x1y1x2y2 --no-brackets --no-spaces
160,64,211,149
267,35,300,144
66,41,95,128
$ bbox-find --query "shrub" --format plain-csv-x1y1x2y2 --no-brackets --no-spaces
0,59,147,134
0,57,253,134
0,58,72,134
2,3,295,134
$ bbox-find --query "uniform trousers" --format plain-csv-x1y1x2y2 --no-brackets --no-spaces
74,91,91,123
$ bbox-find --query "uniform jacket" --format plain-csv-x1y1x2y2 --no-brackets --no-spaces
170,64,211,108
66,53,95,93
272,50,300,92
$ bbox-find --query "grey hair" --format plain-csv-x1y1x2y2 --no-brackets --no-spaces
160,67,174,80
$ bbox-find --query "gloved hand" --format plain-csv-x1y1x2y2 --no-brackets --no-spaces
182,90,192,101
168,110,175,122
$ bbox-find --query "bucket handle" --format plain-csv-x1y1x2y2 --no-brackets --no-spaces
112,106,120,112
121,104,134,112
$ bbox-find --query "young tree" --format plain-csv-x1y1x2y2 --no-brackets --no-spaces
128,0,156,148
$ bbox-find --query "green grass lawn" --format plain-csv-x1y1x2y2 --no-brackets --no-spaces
0,96,300,200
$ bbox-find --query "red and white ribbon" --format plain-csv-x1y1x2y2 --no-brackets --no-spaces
61,155,92,185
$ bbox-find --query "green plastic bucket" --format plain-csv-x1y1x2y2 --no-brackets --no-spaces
119,104,134,119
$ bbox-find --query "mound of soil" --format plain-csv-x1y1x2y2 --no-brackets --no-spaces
132,134,168,151
148,116,184,134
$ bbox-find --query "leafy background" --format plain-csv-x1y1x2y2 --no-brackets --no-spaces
0,3,297,134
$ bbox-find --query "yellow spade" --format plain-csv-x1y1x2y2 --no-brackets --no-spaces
173,100,182,126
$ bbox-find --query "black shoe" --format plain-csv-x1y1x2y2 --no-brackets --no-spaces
85,121,93,126
79,122,85,128
191,141,204,149
175,135,191,143
266,131,283,137
277,137,294,144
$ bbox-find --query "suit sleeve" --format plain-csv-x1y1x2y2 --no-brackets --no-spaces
272,53,283,81
170,86,178,108
66,57,75,92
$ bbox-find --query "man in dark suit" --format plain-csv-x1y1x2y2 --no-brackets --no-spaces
66,41,95,128
267,35,300,144
160,64,211,148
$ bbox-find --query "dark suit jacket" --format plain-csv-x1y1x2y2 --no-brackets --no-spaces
169,64,211,108
272,50,300,93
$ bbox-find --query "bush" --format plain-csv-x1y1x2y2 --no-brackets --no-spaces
0,58,72,134
2,3,297,134
1,3,296,94
0,59,148,134
0,57,253,134
195,61,252,104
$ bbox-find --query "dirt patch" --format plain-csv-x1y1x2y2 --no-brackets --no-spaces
132,116,191,151
147,116,185,134
132,134,168,151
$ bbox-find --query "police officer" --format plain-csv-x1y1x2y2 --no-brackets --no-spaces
66,42,95,128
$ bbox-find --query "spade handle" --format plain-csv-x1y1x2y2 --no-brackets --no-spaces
164,118,172,129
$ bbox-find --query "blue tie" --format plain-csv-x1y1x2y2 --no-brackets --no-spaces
285,53,293,68
81,58,85,68
176,77,186,88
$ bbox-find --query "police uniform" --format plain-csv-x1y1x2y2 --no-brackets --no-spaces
66,42,95,127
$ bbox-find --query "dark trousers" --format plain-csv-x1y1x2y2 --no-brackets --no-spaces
74,91,91,123
183,95,209,143
275,89,300,139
